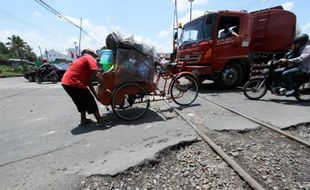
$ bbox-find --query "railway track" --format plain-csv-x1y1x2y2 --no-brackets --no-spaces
164,93,310,190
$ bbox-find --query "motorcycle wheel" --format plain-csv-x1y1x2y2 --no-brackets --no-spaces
51,74,58,84
243,79,267,100
294,82,310,102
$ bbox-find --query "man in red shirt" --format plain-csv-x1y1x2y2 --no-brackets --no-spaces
62,48,102,125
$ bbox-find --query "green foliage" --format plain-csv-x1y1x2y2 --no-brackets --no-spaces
0,35,38,63
0,65,24,77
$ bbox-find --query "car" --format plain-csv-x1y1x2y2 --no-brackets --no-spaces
24,63,69,82
24,68,37,82
53,63,69,81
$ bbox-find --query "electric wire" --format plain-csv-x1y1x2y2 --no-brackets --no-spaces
0,7,57,38
33,0,101,45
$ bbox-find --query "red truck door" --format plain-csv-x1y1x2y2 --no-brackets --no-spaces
212,14,252,70
211,13,252,87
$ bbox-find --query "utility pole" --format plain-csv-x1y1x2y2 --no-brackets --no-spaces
73,41,78,60
172,0,178,62
189,0,194,21
78,18,82,57
38,46,43,60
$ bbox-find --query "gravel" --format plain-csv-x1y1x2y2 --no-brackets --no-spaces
283,122,310,143
81,141,250,190
209,127,310,190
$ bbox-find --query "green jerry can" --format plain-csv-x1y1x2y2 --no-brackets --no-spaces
99,50,113,72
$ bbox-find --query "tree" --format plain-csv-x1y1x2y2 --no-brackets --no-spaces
0,42,10,63
6,35,28,72
0,42,9,54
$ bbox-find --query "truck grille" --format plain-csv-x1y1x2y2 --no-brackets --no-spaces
178,54,201,64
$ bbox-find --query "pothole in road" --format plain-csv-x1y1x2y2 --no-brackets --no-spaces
80,140,250,190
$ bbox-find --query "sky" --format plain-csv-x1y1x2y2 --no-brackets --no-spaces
0,0,309,55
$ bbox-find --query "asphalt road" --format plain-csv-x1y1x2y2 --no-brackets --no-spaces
1,78,309,190
0,77,197,190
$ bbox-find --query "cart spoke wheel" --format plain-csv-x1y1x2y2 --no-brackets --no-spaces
112,83,150,120
170,74,199,106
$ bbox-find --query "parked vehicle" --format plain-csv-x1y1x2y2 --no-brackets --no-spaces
24,63,68,82
34,64,58,84
53,63,69,81
24,69,37,82
243,60,310,102
176,6,296,88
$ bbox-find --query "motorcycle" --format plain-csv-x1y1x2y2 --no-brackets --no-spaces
35,65,58,84
243,60,310,102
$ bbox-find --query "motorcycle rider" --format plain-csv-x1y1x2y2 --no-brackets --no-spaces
279,33,310,96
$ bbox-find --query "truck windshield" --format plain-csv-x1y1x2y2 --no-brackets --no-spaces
180,14,215,45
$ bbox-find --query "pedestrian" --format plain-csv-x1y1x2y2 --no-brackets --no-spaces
62,48,102,125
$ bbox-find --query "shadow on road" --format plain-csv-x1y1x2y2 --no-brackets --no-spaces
71,109,167,135
199,82,243,95
258,98,310,106
175,103,201,111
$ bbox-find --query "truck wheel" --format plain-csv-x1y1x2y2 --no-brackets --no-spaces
216,63,243,88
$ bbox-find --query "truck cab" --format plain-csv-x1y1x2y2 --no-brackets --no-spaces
177,6,296,88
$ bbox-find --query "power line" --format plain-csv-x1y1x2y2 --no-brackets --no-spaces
0,7,57,38
33,0,101,45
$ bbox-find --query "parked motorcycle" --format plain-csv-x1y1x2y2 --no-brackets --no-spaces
35,65,58,84
243,60,310,102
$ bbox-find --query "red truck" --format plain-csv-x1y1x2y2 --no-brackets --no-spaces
176,6,296,88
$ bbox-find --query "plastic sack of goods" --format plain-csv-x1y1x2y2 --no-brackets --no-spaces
105,31,157,85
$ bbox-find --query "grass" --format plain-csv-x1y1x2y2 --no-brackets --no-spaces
0,65,25,77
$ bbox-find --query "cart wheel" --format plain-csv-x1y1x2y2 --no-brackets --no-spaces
112,83,150,120
170,74,199,106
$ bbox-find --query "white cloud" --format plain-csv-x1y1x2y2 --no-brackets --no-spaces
171,0,208,12
282,2,294,11
302,17,310,34
158,30,169,39
0,15,110,56
57,15,109,49
33,11,41,17
179,9,205,25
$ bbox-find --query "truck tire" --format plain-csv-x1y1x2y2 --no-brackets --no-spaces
215,63,243,88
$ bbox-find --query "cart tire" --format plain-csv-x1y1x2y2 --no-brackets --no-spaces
170,74,199,106
112,83,150,120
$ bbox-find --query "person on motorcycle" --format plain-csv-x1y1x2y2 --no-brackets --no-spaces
62,48,103,126
40,62,54,74
279,33,310,96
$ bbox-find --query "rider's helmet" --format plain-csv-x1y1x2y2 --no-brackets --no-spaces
81,48,98,58
293,33,309,46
